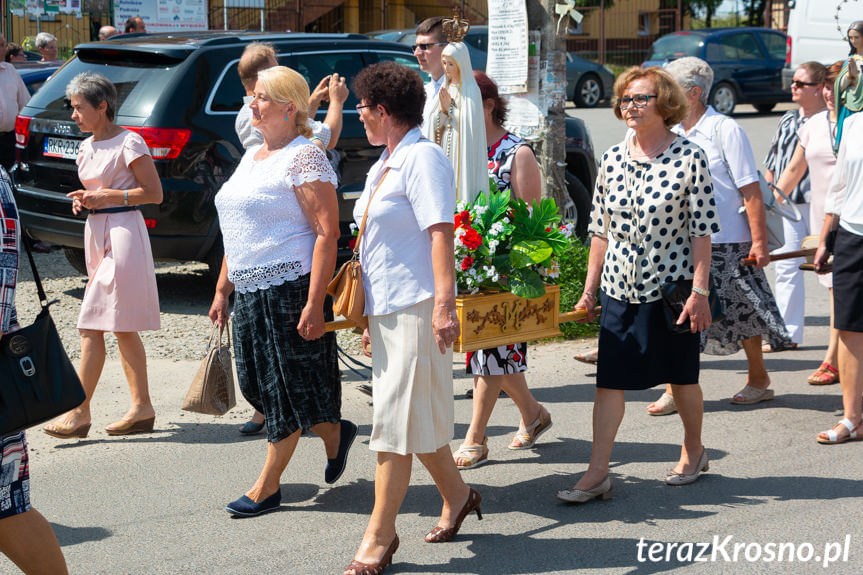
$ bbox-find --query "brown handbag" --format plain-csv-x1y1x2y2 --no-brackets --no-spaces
327,168,390,329
182,323,236,416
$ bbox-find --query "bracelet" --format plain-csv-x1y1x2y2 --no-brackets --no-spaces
692,286,709,297
123,190,129,206
582,291,597,300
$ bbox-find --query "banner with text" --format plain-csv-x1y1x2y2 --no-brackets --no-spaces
114,0,208,32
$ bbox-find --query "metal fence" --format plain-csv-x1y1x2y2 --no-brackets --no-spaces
565,6,682,67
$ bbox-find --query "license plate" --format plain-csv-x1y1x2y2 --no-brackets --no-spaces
43,137,81,160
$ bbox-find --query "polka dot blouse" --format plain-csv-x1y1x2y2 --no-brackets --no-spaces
588,135,721,303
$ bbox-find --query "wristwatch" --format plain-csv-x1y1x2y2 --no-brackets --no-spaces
692,286,709,297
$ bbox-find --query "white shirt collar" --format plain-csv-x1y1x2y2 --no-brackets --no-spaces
380,127,423,170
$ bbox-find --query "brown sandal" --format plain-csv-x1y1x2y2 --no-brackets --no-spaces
344,535,399,575
424,488,482,543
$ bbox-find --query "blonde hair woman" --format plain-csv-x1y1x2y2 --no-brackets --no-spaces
209,66,356,516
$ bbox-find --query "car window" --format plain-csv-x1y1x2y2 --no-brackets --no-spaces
719,33,763,61
28,59,181,118
647,34,703,60
760,31,787,60
463,33,487,52
281,51,366,110
705,40,722,61
209,62,245,112
374,52,430,83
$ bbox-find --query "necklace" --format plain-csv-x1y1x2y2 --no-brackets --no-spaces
257,132,297,161
631,132,671,158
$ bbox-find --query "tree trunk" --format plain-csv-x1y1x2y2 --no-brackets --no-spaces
527,0,567,206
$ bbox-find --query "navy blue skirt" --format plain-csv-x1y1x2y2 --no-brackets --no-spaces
832,227,863,333
597,291,700,390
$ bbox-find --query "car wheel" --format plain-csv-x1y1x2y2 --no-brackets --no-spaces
574,74,602,108
564,171,592,239
63,247,88,276
709,82,738,115
754,102,776,114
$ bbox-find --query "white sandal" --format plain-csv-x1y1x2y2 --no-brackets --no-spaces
508,406,553,450
817,418,863,444
647,392,677,416
453,438,489,469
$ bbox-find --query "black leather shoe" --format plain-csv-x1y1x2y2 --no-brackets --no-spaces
325,419,358,484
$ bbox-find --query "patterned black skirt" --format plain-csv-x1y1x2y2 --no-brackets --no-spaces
701,242,792,355
232,274,340,443
466,343,528,376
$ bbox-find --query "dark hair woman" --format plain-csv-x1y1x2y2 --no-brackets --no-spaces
344,61,480,575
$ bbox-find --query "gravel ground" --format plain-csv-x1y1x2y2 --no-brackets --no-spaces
14,248,364,360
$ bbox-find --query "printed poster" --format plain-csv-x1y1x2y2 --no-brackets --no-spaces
486,0,529,94
114,0,208,32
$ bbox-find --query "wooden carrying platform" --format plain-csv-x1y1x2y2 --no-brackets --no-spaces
325,285,598,353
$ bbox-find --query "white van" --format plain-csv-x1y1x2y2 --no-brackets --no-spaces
783,0,863,88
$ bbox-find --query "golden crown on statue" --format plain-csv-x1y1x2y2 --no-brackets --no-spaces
443,7,470,43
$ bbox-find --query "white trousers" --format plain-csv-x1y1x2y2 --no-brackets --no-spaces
771,205,811,343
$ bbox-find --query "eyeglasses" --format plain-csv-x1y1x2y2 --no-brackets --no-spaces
790,80,819,89
355,103,372,113
618,94,658,110
412,42,447,52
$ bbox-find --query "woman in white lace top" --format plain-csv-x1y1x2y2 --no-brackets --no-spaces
209,66,357,517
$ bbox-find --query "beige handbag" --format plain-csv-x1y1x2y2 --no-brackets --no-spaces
182,323,236,416
327,168,390,329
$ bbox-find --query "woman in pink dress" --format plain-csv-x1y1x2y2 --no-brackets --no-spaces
43,72,163,439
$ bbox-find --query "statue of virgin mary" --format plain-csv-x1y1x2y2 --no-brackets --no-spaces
424,41,489,204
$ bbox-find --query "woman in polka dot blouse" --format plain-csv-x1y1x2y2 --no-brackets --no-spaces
557,66,721,503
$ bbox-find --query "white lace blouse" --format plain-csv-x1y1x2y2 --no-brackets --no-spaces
215,136,337,293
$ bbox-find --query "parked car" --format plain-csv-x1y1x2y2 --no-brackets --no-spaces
13,31,597,279
782,0,863,89
14,62,61,95
643,27,791,114
366,26,615,108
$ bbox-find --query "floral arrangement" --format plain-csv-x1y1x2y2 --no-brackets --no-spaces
454,184,575,298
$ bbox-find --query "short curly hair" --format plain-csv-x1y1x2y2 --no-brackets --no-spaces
613,66,688,127
352,61,424,128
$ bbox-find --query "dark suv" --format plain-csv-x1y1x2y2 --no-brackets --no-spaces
14,32,596,278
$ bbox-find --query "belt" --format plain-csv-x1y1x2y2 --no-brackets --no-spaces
89,205,142,215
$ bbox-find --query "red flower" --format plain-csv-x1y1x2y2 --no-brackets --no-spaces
461,256,474,270
454,210,472,229
461,228,483,250
348,237,357,250
545,227,552,232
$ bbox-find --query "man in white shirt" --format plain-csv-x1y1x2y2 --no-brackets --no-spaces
0,34,30,171
234,42,348,152
414,17,448,129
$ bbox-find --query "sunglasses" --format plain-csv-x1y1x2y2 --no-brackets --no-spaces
618,94,658,110
790,80,820,89
412,42,447,52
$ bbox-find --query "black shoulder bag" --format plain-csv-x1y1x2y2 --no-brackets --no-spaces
0,237,85,436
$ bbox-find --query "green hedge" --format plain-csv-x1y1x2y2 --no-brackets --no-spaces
557,238,600,339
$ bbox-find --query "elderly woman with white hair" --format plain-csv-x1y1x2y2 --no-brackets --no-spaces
43,72,163,440
209,66,356,517
647,57,791,417
34,32,58,62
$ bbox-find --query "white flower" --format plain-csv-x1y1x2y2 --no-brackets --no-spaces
349,223,358,233
491,221,505,234
488,239,499,253
474,205,488,216
502,217,510,224
456,201,467,211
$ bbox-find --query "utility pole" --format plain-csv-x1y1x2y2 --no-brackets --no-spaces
527,0,567,206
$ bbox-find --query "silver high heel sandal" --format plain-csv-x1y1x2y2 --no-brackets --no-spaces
557,475,613,503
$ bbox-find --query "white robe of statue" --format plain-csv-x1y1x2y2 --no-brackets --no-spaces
423,42,489,205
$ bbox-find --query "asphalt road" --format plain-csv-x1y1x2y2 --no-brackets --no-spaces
6,103,862,574
7,267,862,574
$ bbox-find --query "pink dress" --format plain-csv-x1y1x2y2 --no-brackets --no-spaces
798,110,836,288
75,130,160,331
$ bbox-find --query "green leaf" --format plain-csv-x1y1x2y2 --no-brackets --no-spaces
508,268,546,299
510,239,553,269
